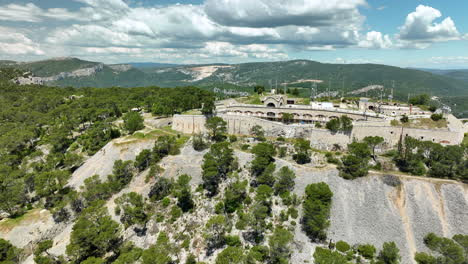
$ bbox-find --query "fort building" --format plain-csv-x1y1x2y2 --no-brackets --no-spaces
172,94,465,150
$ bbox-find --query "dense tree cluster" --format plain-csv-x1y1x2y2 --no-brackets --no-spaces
302,182,333,242
338,142,372,180
292,138,312,164
202,142,235,196
314,240,401,264
123,111,144,134
66,202,122,262
415,233,468,264
409,94,430,106
395,136,467,182
0,238,21,263
0,81,213,218
325,115,353,133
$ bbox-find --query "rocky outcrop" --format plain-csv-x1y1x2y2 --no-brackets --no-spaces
13,64,104,85
67,136,156,189
283,161,468,264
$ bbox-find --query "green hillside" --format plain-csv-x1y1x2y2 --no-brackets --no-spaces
16,58,101,77
200,60,468,100
4,58,468,103
422,69,468,82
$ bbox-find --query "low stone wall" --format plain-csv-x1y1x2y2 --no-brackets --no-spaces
172,115,207,134
172,114,463,150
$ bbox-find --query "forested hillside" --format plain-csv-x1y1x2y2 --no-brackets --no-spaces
0,76,214,216
5,58,468,103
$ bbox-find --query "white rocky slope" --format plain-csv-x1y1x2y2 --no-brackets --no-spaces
1,139,466,264
280,160,468,264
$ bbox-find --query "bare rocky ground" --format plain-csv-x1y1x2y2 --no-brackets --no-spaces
1,137,467,264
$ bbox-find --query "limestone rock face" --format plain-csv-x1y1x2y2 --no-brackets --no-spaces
67,137,156,189
283,161,468,264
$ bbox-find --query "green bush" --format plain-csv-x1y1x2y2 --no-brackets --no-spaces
161,197,171,207
357,244,377,259
377,241,401,264
170,206,182,222
430,113,443,121
313,247,348,264
400,115,409,123
215,246,245,264
414,233,466,264
225,235,242,247
288,207,298,219
193,134,208,151
335,240,351,253
0,238,20,263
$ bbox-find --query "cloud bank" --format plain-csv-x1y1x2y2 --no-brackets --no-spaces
0,1,465,63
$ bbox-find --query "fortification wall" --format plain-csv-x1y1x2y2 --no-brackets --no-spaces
172,115,207,134
172,114,463,150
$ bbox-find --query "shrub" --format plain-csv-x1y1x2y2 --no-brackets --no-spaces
326,118,341,132
269,227,294,264
215,246,245,264
293,152,311,164
278,147,287,158
225,235,242,247
313,247,348,264
400,115,409,123
161,197,171,207
288,207,298,219
357,244,377,259
149,177,173,201
377,241,401,264
430,113,443,121
274,166,296,195
192,134,208,151
170,206,182,222
34,240,53,256
335,241,350,253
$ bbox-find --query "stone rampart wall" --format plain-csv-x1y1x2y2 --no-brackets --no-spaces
172,114,463,150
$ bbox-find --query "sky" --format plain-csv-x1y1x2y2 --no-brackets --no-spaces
0,0,468,68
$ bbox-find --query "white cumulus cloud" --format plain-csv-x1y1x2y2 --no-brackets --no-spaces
358,31,393,49
398,5,460,43
0,26,44,55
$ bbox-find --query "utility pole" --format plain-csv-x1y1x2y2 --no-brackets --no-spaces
342,78,345,98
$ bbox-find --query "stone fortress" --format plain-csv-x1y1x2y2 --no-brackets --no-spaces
172,94,465,150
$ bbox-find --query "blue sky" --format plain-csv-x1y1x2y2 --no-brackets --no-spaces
0,0,467,68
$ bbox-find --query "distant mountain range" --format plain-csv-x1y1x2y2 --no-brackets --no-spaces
411,68,468,82
2,57,468,103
